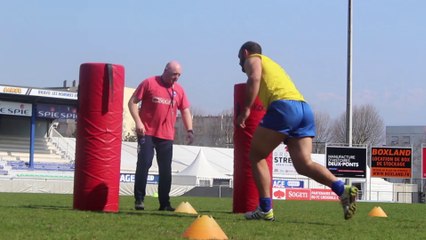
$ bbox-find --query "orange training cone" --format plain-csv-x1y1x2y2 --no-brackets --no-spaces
368,206,388,217
175,201,198,214
182,215,228,240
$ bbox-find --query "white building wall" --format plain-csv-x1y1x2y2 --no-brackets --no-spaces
386,126,426,192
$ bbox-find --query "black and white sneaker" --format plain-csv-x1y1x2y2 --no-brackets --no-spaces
135,201,145,210
159,205,175,211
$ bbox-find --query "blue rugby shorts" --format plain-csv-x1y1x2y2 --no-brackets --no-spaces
259,100,316,138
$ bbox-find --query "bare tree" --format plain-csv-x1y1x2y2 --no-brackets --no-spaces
196,115,221,146
194,110,234,147
331,104,385,146
218,109,234,147
174,108,234,147
313,111,332,153
190,106,206,116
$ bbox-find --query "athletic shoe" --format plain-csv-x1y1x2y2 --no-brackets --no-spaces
244,207,275,221
159,205,175,211
135,201,145,210
340,185,358,220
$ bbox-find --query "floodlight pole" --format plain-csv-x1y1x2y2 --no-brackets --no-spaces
346,0,353,148
345,0,353,185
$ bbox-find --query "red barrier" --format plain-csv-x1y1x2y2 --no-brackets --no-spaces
73,63,125,212
233,83,272,213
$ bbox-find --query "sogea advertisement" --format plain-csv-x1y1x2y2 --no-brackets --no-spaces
272,188,339,201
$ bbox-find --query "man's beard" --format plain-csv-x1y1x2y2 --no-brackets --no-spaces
239,58,246,73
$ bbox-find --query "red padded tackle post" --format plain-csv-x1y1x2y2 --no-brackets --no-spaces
233,83,273,213
73,63,125,212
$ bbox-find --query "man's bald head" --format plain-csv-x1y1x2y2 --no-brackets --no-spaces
165,61,181,72
162,60,182,86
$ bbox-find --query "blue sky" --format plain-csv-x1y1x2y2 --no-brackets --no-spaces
1,0,425,126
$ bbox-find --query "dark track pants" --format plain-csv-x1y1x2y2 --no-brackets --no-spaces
134,135,173,207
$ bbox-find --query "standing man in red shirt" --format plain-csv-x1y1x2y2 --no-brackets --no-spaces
128,61,194,211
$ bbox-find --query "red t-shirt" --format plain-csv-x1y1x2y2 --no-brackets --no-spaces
134,76,190,140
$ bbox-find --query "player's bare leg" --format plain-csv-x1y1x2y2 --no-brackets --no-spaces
245,126,283,221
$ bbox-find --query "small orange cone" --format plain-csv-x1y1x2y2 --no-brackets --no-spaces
175,202,198,214
368,206,388,217
182,215,228,240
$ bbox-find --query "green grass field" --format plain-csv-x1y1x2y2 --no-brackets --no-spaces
0,192,425,240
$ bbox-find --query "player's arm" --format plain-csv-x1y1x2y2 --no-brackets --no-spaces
243,56,262,110
128,92,145,135
180,107,193,132
180,107,194,144
237,56,262,128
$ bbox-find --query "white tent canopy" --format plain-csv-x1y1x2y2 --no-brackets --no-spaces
172,149,232,187
119,142,234,177
176,149,230,179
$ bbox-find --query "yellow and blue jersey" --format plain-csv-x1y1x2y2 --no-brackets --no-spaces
248,54,305,108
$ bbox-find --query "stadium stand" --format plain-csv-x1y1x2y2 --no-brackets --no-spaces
0,135,74,171
0,162,7,175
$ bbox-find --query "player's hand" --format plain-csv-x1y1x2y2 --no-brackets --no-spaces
237,108,250,128
135,122,146,136
186,130,194,145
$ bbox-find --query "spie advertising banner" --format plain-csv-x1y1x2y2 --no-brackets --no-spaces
0,100,32,117
37,103,77,119
326,146,367,178
371,146,412,179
